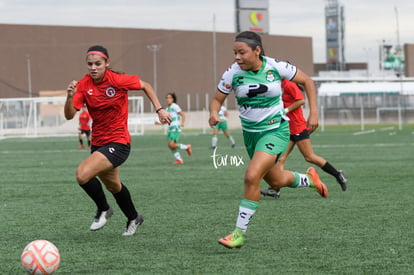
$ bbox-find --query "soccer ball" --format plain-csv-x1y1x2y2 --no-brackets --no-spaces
21,240,60,275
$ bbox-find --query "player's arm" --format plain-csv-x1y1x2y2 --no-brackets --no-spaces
291,69,318,133
178,111,186,127
139,80,171,124
209,91,227,127
285,98,305,113
64,80,78,120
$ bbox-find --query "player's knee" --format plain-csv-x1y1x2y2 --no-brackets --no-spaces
75,167,90,185
244,171,260,186
304,155,318,163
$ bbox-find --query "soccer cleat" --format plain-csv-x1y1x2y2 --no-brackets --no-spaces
337,170,347,191
122,213,144,236
260,188,281,199
306,167,328,198
210,146,217,150
173,159,184,164
231,144,236,148
90,206,113,231
78,144,84,149
218,228,245,249
186,144,192,156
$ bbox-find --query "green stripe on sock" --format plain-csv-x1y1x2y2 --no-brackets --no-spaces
288,172,300,188
240,198,259,210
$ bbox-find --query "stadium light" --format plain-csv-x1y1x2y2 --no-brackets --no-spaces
147,44,161,112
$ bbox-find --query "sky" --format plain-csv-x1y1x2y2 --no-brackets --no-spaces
0,0,413,74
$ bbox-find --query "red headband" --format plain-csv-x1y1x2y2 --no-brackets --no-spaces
87,51,108,60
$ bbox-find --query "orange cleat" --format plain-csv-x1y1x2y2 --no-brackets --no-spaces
218,228,245,249
173,160,184,165
306,167,328,198
186,144,192,156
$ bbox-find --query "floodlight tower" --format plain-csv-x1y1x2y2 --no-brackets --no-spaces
325,0,345,71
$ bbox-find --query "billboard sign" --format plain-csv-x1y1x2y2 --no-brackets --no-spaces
236,0,269,33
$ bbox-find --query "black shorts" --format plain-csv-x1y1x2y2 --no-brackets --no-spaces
91,142,131,168
79,129,91,136
290,129,310,142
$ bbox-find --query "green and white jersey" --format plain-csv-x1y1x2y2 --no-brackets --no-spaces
218,57,296,132
218,106,227,121
166,102,182,132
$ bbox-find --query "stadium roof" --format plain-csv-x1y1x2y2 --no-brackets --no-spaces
318,82,414,96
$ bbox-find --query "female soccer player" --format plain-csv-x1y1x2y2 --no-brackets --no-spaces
261,80,347,199
209,31,328,249
77,105,92,149
210,105,236,149
64,45,171,236
156,93,192,164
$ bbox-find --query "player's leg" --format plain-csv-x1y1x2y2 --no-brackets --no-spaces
223,130,236,148
219,127,288,248
99,168,144,236
86,130,91,148
219,151,275,249
76,150,113,231
260,140,295,199
167,131,183,164
78,131,84,149
211,128,219,149
296,136,347,191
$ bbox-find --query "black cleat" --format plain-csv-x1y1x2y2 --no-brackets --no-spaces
260,188,281,199
337,170,347,191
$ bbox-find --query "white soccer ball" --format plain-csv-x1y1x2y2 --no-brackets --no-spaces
21,240,60,275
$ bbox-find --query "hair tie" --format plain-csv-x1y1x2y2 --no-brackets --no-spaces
235,38,260,47
87,51,108,60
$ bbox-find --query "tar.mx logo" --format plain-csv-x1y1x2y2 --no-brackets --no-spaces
210,147,244,169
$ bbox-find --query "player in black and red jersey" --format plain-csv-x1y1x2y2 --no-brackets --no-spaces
261,80,347,199
64,45,171,236
77,105,92,149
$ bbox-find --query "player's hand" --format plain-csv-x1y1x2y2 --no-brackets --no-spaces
307,113,319,134
66,80,78,97
209,113,220,128
158,109,172,124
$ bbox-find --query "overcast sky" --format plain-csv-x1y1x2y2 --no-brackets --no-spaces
0,0,413,73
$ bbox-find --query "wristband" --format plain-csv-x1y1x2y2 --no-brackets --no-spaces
155,107,164,113
284,108,289,113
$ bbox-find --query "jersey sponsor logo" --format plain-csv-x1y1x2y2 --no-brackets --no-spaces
267,119,277,125
105,86,116,97
247,84,268,97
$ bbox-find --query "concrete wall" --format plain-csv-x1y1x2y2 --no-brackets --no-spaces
0,24,313,111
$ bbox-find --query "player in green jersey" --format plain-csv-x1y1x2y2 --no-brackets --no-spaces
209,31,327,249
211,105,236,149
156,93,192,164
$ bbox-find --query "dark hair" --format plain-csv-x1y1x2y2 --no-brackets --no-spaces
167,92,177,103
87,45,109,59
235,31,265,56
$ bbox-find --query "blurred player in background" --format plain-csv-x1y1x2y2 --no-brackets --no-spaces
261,80,347,199
64,45,171,236
211,105,236,149
78,105,92,149
156,92,192,164
209,31,328,249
